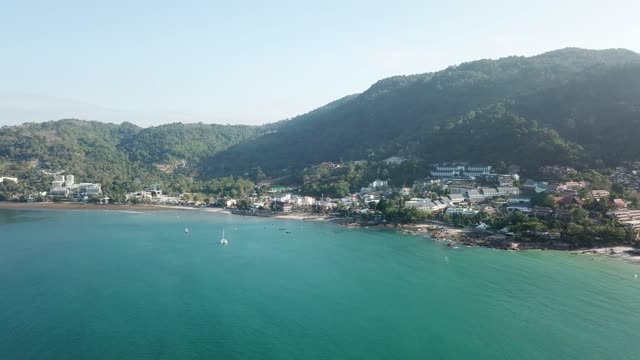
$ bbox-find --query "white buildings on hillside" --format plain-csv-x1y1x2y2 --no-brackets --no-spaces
430,164,492,179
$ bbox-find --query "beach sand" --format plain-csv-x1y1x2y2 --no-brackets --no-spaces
271,213,336,222
0,201,231,214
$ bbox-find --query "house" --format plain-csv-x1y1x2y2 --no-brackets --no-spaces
497,186,520,196
464,165,492,177
400,187,412,196
446,206,478,215
562,181,589,190
100,197,110,204
447,194,465,204
466,189,485,202
370,179,389,188
508,196,531,204
448,186,474,194
612,198,627,208
480,187,499,197
591,190,610,201
498,175,514,186
404,198,446,212
506,205,532,213
532,206,554,217
0,176,18,183
49,187,69,197
609,210,640,222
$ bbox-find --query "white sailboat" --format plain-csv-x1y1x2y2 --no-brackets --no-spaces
220,228,228,245
184,227,189,234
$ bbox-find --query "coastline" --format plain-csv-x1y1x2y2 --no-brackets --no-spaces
0,201,231,214
3,201,639,263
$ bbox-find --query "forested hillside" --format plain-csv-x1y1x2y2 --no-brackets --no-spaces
0,120,261,186
205,48,640,176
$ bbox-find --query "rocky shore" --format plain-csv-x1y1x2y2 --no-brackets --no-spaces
338,219,640,263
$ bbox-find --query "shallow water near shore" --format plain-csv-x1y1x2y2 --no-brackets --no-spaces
1,208,640,359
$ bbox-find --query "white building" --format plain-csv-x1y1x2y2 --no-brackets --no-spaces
53,174,65,182
497,186,521,196
431,164,493,179
404,198,445,212
73,183,102,195
370,179,389,188
446,207,479,215
50,187,69,196
466,189,485,201
0,176,18,183
508,196,531,204
480,187,499,197
65,175,75,187
447,194,465,204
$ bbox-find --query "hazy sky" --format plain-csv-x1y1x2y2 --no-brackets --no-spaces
1,0,638,127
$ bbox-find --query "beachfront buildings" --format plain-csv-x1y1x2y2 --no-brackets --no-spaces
49,174,102,200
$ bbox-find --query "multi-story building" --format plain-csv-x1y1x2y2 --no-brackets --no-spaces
431,164,492,179
466,189,485,201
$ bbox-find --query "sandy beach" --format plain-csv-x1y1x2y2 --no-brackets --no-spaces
271,213,337,222
0,201,231,214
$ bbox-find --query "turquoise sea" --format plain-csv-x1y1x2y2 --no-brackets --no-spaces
1,209,640,359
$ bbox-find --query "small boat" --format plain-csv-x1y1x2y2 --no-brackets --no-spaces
220,228,228,245
184,227,189,234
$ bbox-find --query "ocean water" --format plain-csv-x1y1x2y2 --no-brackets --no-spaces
1,209,640,360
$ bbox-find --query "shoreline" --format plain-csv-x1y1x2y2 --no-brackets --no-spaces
0,201,232,214
3,201,639,263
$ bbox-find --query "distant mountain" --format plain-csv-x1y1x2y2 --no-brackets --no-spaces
204,48,640,176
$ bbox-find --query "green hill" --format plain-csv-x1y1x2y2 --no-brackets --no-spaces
205,48,640,176
0,120,260,185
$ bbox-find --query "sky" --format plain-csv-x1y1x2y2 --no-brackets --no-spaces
1,0,639,127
